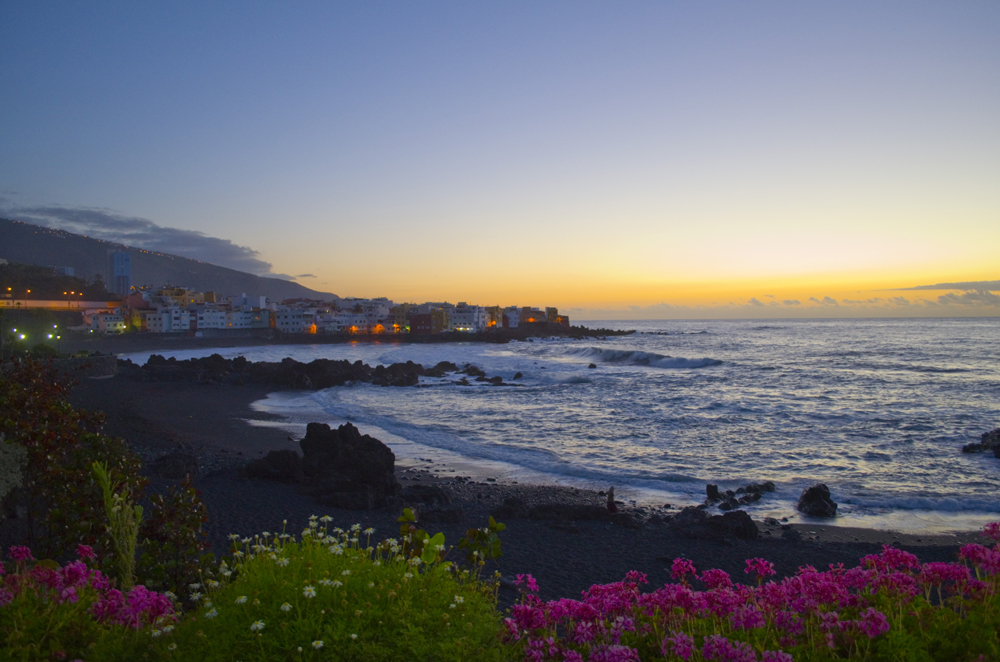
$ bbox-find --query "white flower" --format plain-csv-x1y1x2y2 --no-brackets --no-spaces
454,595,464,604
329,545,344,556
341,569,351,576
276,558,290,567
309,515,318,521
372,560,381,566
151,629,162,638
312,640,324,650
403,572,413,579
167,643,177,651
162,625,174,634
229,533,240,540
368,582,375,588
205,608,218,619
163,591,177,601
189,583,202,590
363,527,375,535
450,603,456,609
207,580,220,589
280,602,292,612
350,634,358,640
189,592,202,602
221,570,232,578
319,579,332,586
408,557,422,567
320,515,332,523
435,544,445,552
350,524,361,532
303,585,317,598
250,620,266,632
235,596,248,604
332,580,343,588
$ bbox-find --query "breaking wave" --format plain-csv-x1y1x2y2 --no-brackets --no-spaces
564,347,722,369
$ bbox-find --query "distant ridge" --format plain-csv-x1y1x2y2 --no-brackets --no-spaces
0,218,337,301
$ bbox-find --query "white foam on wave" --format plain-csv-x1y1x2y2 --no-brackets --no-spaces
559,346,722,369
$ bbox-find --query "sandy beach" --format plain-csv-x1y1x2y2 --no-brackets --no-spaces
67,373,987,608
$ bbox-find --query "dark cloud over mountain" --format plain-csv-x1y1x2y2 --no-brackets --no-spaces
3,203,291,278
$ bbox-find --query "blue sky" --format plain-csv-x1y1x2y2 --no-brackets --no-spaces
2,2,998,317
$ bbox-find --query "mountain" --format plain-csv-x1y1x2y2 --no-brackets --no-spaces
0,218,337,301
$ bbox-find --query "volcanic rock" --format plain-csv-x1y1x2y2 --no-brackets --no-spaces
245,450,304,484
150,452,199,479
796,483,838,518
298,422,400,510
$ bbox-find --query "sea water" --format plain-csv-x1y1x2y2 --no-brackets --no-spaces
120,318,1000,533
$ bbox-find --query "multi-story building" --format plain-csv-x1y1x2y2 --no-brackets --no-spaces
502,306,520,328
448,302,487,332
107,251,132,297
91,313,126,334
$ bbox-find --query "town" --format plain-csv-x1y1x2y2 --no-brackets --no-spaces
0,252,571,336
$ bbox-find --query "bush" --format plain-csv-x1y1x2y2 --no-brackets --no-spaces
502,522,1000,662
0,543,176,661
132,517,514,661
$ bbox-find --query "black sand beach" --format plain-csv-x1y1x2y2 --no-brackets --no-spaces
68,374,985,608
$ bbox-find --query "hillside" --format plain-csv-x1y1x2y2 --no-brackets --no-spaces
0,219,337,301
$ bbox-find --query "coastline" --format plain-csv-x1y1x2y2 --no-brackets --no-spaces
66,374,987,606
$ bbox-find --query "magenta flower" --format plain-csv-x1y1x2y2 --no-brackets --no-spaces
661,630,694,660
981,521,1000,544
76,544,96,560
9,546,33,563
701,568,733,590
702,634,759,662
514,574,539,592
858,607,890,638
588,645,640,662
671,557,697,582
761,652,794,662
745,558,776,583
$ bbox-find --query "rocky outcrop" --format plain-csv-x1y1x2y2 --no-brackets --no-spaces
124,354,513,390
299,422,400,510
245,450,303,483
244,422,400,510
668,507,758,542
962,428,1000,454
705,481,775,510
796,483,838,518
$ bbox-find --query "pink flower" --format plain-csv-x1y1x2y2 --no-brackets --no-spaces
858,607,890,638
761,653,793,662
918,562,970,587
662,630,694,660
76,545,95,561
701,568,733,590
588,645,640,662
671,558,697,582
9,546,33,563
744,558,776,582
515,574,539,592
702,634,759,662
981,522,1000,545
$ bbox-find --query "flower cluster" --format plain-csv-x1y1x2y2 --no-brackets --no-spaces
504,521,1000,661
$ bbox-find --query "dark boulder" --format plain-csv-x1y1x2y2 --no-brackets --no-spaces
669,507,758,542
298,422,400,510
245,450,304,483
961,428,1000,454
706,484,721,502
150,452,199,479
797,483,838,518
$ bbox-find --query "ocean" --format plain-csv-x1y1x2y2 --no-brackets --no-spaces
120,318,1000,533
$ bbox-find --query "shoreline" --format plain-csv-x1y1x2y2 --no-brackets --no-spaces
64,374,990,605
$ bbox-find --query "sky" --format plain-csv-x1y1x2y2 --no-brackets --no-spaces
1,1,998,319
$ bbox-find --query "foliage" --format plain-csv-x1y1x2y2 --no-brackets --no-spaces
502,522,1000,662
93,461,143,590
0,359,146,560
126,517,514,661
0,543,175,661
137,476,213,596
0,432,26,504
458,515,506,570
0,359,210,599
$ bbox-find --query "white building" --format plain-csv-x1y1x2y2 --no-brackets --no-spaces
449,303,487,332
503,306,520,329
91,313,126,334
275,310,314,333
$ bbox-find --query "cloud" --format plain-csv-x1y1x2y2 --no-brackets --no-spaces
887,296,910,306
937,290,1000,306
783,299,801,306
808,296,839,305
765,294,774,298
748,298,765,307
900,280,1000,291
296,273,317,278
4,203,288,277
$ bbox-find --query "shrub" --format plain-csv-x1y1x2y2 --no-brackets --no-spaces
502,522,1000,661
132,517,514,661
0,543,176,661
